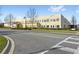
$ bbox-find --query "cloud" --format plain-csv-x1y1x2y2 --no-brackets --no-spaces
48,5,66,13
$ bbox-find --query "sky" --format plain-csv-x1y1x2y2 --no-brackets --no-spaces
0,5,79,24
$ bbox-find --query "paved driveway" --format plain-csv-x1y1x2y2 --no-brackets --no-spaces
0,29,71,54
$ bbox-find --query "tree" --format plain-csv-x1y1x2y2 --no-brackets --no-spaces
71,16,76,25
4,14,15,27
71,16,77,28
26,8,38,28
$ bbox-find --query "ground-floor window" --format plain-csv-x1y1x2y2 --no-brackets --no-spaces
64,25,65,28
57,25,59,28
51,25,52,28
47,25,49,28
43,25,45,28
53,25,54,28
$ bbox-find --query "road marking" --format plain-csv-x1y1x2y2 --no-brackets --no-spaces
70,38,79,41
39,36,73,54
59,46,76,53
4,36,15,54
39,50,49,54
64,41,79,45
39,36,79,54
50,36,72,48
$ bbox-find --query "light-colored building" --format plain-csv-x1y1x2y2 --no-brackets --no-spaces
34,14,71,28
4,14,71,29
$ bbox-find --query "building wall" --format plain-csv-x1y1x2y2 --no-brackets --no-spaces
35,14,69,29
61,15,71,28
4,14,71,29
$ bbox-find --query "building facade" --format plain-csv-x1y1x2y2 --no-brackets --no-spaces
4,14,71,29
34,14,71,28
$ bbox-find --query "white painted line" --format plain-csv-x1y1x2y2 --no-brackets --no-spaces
39,50,49,54
70,38,79,41
51,36,72,48
64,41,79,45
4,36,15,54
40,36,73,54
1,37,9,54
59,46,76,53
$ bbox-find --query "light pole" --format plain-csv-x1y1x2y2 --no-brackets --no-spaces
24,16,27,28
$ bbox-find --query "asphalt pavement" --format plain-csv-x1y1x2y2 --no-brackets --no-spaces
0,29,77,54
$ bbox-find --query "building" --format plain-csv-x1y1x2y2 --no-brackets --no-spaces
34,14,71,29
4,14,71,29
4,17,38,28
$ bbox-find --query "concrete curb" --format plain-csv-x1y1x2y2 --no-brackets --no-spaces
1,36,9,54
4,36,15,54
3,36,15,54
33,31,77,35
27,30,79,36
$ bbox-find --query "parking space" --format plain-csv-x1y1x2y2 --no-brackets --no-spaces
41,36,79,54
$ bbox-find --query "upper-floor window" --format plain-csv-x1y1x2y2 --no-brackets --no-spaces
53,19,55,22
56,18,59,21
50,19,53,22
46,19,49,22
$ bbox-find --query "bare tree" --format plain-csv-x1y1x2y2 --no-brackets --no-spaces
71,16,77,28
27,8,38,28
4,14,15,28
71,16,76,25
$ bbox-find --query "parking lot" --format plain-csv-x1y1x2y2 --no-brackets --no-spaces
0,29,79,54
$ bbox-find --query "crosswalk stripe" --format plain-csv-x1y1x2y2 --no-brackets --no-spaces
64,41,79,45
70,38,79,41
59,46,76,53
39,36,79,54
51,36,72,48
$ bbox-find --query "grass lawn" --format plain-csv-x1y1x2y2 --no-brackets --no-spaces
0,35,7,53
32,29,78,33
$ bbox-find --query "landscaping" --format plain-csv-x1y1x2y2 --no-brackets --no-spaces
0,35,7,53
32,28,78,34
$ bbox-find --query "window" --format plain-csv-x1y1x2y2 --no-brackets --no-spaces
51,25,52,28
44,25,45,28
47,19,49,22
50,19,52,21
53,19,55,22
47,25,49,28
56,18,59,21
38,20,39,22
53,25,54,28
64,25,65,28
44,20,46,22
57,25,59,28
46,19,49,22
